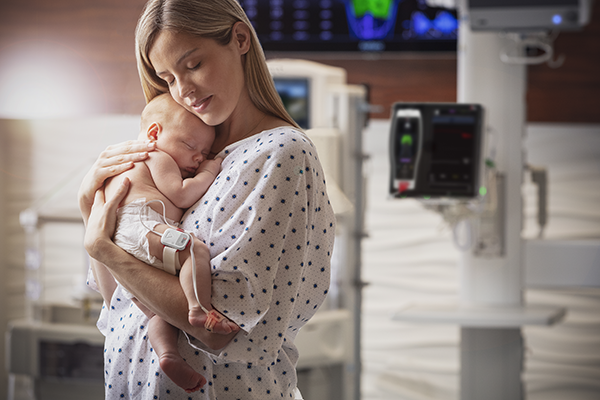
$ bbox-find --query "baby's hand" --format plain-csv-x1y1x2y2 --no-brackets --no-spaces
195,157,222,178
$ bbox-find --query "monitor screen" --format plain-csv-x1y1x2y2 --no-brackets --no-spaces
273,77,310,129
390,103,483,198
240,0,458,53
429,113,478,193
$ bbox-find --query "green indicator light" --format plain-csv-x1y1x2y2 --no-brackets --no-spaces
479,186,487,196
401,134,413,146
352,0,393,18
423,195,431,200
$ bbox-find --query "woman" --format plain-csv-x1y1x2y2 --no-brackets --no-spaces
79,0,335,399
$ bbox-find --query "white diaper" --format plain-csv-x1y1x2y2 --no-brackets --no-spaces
113,198,179,270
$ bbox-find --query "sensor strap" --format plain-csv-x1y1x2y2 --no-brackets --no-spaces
162,246,180,276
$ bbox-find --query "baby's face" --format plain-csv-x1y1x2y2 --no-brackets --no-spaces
157,108,215,178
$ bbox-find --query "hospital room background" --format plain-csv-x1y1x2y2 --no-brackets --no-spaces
0,1,598,400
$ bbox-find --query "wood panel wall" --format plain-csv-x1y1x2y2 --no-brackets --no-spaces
527,4,600,123
0,0,598,122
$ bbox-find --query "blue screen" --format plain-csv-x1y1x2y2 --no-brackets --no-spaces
239,0,458,53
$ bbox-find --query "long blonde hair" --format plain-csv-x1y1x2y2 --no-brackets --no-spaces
135,0,299,129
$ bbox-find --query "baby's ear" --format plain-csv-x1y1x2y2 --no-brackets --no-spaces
146,122,161,141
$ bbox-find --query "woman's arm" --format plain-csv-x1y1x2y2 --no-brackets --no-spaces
84,178,236,350
79,140,156,224
89,257,117,306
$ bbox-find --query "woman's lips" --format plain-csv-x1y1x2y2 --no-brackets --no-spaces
192,95,212,113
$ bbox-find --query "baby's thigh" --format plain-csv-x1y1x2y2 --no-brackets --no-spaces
146,224,169,261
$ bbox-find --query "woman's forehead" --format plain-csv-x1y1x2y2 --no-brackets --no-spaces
149,30,212,65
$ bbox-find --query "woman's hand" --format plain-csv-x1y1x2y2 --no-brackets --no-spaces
79,140,156,223
84,177,130,262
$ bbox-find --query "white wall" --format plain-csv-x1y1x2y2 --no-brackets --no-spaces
361,120,600,400
522,123,600,400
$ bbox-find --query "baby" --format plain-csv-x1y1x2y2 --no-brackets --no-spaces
104,93,238,393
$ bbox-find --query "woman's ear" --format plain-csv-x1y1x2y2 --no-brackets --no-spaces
232,21,251,55
146,122,162,141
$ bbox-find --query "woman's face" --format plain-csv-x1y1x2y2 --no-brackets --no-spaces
148,25,250,127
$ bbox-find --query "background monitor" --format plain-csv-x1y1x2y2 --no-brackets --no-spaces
390,103,484,198
267,59,347,130
240,0,458,54
273,78,310,129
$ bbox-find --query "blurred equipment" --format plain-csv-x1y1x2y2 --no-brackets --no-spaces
268,58,370,400
388,2,596,399
468,0,593,31
389,102,483,198
7,317,104,400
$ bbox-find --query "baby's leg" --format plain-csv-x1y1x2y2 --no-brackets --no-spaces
145,226,238,334
148,315,206,393
180,237,239,334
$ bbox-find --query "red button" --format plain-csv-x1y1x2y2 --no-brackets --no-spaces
398,181,409,193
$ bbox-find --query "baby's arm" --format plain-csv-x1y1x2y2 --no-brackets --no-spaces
145,151,221,209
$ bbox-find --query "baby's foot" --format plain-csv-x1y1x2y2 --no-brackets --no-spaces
159,352,206,393
204,309,238,334
188,305,207,328
189,306,240,335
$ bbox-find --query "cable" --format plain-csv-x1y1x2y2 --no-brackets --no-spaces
138,200,208,314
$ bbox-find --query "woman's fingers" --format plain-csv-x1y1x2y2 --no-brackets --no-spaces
84,177,130,259
97,149,154,169
92,184,106,208
108,176,131,210
78,140,156,221
99,140,156,162
92,140,156,182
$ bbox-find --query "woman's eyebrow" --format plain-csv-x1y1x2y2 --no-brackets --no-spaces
156,48,199,77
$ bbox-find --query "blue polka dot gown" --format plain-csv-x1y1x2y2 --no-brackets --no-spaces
92,127,335,399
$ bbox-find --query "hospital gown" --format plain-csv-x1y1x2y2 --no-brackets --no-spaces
89,126,335,399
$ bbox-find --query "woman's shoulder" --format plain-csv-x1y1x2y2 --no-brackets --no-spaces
260,126,308,142
256,127,318,160
221,125,313,157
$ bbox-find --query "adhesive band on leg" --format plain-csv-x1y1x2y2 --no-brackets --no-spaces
162,246,180,275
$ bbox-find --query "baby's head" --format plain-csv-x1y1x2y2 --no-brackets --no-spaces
140,94,215,178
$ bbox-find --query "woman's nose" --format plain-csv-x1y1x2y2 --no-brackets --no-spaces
177,78,195,99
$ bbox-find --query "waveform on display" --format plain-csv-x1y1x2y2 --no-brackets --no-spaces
343,0,400,40
411,10,457,36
